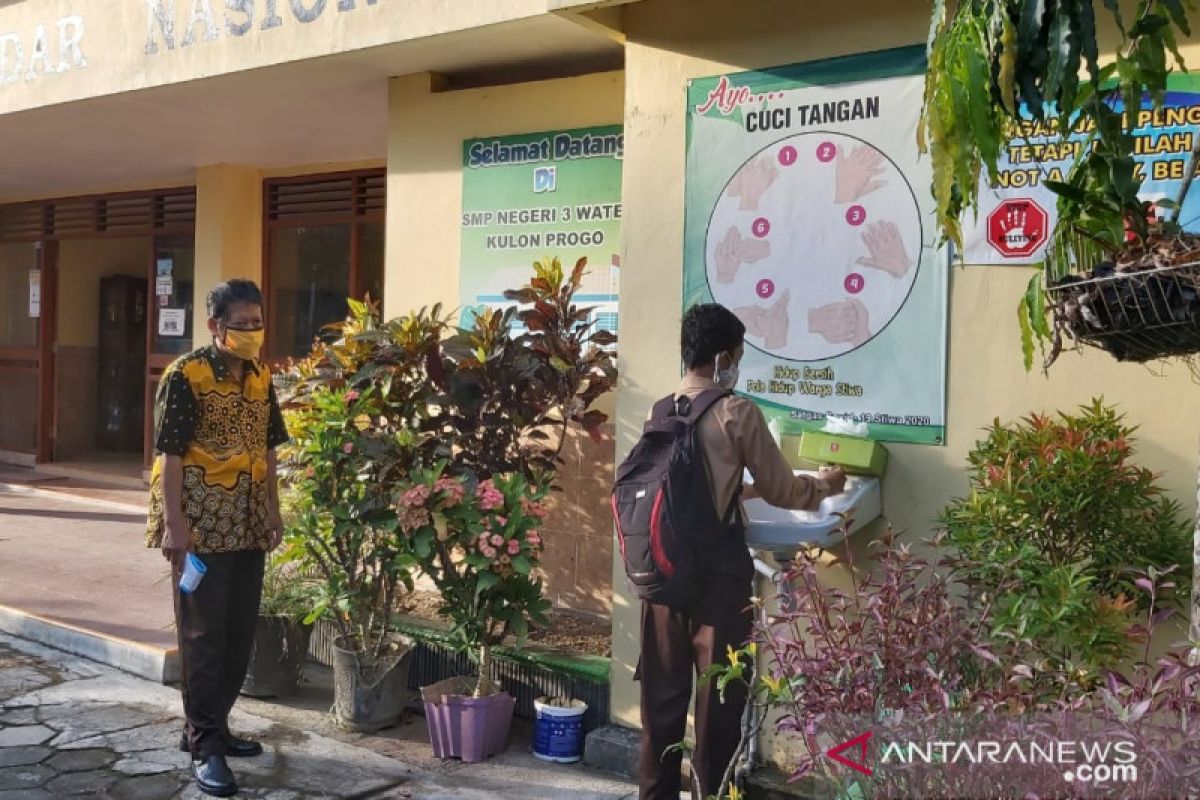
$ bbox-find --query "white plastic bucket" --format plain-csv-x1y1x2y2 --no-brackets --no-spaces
532,698,588,763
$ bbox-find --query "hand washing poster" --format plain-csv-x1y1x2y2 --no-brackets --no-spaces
962,73,1200,265
683,47,948,445
460,125,623,335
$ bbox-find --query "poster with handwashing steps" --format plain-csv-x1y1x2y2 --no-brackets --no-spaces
683,46,949,446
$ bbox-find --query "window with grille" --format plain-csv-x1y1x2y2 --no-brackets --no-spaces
264,170,385,358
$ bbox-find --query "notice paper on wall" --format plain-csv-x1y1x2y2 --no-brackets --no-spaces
158,308,186,337
28,270,40,318
155,275,173,297
683,46,949,445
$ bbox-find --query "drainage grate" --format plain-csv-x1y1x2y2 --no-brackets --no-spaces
308,619,609,732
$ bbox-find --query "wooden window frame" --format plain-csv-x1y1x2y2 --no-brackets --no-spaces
262,168,386,361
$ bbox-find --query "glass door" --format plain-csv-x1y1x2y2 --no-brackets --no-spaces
0,242,44,455
144,236,196,465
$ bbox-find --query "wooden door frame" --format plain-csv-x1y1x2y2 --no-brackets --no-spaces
1,187,196,468
36,240,57,463
143,233,199,467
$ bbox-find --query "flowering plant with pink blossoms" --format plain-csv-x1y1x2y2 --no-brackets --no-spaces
396,466,551,697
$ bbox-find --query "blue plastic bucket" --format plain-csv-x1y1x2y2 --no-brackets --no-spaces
532,698,588,763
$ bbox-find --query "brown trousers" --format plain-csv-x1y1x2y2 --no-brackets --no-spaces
637,581,753,800
173,549,265,759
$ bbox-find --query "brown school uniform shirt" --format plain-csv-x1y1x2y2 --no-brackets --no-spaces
673,374,831,519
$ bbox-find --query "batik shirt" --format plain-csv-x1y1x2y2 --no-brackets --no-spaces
145,345,289,554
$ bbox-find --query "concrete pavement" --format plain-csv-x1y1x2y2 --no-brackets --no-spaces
0,633,641,799
0,482,177,681
0,477,645,798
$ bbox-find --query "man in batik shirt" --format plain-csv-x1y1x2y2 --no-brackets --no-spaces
146,278,288,799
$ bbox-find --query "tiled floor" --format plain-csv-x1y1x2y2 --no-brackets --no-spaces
0,486,171,650
39,452,148,489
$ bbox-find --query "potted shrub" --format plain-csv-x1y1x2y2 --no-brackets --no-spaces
402,468,552,762
278,300,448,732
405,258,615,762
240,554,318,699
279,258,616,750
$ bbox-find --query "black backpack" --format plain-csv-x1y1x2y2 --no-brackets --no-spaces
611,389,740,608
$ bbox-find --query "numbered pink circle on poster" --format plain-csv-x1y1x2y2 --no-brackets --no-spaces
706,131,922,362
778,145,798,167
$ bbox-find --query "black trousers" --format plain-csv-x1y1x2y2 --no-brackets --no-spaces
173,549,265,759
636,581,753,800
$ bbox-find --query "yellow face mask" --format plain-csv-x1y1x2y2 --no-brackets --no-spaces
221,327,264,361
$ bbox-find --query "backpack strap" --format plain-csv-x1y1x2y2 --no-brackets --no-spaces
673,388,743,525
649,394,678,423
682,389,745,527
647,387,730,428
671,388,730,425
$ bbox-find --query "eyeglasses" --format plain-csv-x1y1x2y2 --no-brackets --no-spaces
222,324,264,332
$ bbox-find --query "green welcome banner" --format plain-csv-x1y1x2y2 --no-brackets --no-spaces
684,47,948,445
460,125,623,335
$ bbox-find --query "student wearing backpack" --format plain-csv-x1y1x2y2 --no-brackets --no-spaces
614,303,846,800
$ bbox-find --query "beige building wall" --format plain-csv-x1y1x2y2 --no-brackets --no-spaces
385,70,624,616
191,165,264,349
384,70,624,314
0,0,608,116
613,0,1200,763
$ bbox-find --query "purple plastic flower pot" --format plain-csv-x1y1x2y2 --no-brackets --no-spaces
420,677,515,763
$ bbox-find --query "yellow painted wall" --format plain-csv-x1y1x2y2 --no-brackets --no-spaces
384,70,624,315
57,237,148,347
192,164,263,348
384,69,625,615
613,0,1200,766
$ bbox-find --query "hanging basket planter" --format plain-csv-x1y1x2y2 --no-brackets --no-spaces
1045,233,1200,365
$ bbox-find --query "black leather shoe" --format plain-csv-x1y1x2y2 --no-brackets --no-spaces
224,733,263,758
191,754,237,798
180,731,264,757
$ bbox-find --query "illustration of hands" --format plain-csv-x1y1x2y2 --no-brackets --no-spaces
808,298,870,347
714,226,772,284
997,205,1040,250
834,145,887,204
727,155,779,211
734,290,791,349
856,221,913,278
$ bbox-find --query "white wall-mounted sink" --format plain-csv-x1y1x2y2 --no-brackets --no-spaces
742,469,881,556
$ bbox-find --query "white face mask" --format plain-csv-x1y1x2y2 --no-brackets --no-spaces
715,352,740,390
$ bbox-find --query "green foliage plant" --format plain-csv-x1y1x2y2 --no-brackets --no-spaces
279,257,617,693
937,399,1191,680
920,0,1195,367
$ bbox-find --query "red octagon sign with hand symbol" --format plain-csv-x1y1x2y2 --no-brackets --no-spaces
987,198,1048,258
